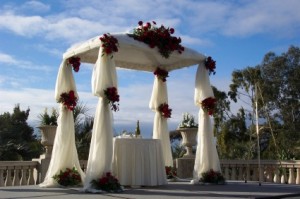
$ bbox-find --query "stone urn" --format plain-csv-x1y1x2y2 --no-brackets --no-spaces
37,125,57,159
178,128,198,158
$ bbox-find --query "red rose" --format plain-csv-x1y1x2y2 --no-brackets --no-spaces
170,28,174,34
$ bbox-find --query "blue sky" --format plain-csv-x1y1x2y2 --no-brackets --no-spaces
0,0,300,137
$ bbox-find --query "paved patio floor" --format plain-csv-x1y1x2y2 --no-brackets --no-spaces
1,181,300,199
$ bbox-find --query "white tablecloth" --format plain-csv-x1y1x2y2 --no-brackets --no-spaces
112,138,167,186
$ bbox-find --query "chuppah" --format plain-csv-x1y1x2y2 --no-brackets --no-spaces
39,21,222,192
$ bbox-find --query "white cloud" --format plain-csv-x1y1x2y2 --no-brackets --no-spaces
0,52,18,64
1,0,299,45
0,52,53,72
21,1,51,13
0,12,47,36
222,0,300,37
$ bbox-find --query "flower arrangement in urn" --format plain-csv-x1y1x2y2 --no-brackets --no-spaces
178,113,198,129
177,113,198,158
38,108,58,126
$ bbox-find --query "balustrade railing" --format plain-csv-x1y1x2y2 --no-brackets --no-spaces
220,160,300,184
1,159,300,187
0,161,38,187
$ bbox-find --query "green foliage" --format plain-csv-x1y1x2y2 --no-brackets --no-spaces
178,113,198,128
38,108,58,126
220,45,300,160
0,104,42,160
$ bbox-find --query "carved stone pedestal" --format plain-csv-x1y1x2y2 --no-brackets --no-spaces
176,158,195,179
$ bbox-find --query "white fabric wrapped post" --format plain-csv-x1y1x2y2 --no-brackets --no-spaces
83,47,117,191
192,63,221,182
149,76,173,167
40,60,85,187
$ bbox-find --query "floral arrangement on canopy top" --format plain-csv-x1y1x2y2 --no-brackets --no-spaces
205,56,216,75
99,33,119,58
128,21,185,58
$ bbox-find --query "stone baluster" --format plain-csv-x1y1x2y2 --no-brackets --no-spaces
224,165,230,180
273,168,281,183
20,167,27,185
0,169,4,186
231,165,237,180
252,167,258,181
5,168,12,186
265,166,273,182
245,165,251,182
281,168,287,184
12,167,21,186
259,166,264,182
296,168,300,184
238,165,244,181
28,167,35,185
288,167,296,184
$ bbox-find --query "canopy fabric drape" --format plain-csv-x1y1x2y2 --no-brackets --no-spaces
83,48,117,191
40,32,221,189
40,61,84,187
192,63,221,182
149,76,173,167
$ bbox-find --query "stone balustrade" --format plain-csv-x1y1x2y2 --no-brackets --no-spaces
0,160,88,187
0,161,39,187
1,159,300,187
220,160,300,184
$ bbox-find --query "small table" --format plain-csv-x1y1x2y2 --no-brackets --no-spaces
112,138,167,186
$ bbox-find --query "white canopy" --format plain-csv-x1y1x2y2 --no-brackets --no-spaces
40,32,221,190
63,33,206,72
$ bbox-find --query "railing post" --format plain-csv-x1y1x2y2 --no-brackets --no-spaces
296,168,300,184
5,168,12,186
265,166,273,182
281,168,287,184
0,169,4,186
224,164,230,180
238,165,244,181
20,167,27,185
12,167,21,186
288,167,296,184
28,167,35,185
231,165,237,180
246,164,251,182
273,167,280,183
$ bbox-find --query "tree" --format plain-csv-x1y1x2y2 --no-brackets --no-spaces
0,104,42,160
258,46,300,159
226,46,300,160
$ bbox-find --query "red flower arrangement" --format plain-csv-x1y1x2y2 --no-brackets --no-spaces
154,67,169,82
90,172,123,192
159,103,172,118
205,56,216,75
104,87,120,112
58,90,78,111
53,167,81,186
165,166,177,179
68,57,81,72
99,33,119,57
128,21,184,58
200,169,225,184
201,97,216,116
